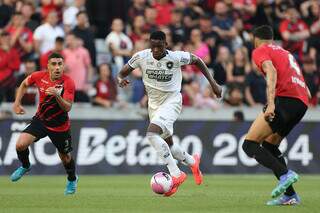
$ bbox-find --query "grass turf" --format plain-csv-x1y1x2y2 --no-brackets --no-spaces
0,175,319,213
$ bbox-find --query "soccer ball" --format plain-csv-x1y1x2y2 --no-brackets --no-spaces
150,172,173,194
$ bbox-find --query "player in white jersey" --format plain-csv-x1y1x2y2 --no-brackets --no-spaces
117,31,221,196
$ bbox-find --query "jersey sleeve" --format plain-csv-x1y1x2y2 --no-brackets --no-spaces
176,51,191,66
63,78,75,102
128,52,142,69
252,48,271,74
26,71,42,86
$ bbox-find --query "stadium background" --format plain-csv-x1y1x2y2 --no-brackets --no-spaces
0,0,319,175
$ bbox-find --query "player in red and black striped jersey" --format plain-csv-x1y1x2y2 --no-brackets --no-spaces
242,26,310,205
10,52,78,195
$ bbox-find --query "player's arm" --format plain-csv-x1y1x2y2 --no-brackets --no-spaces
13,78,29,114
117,64,135,88
45,88,73,112
190,53,222,98
262,60,277,121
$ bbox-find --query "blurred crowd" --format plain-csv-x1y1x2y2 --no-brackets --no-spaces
0,0,319,111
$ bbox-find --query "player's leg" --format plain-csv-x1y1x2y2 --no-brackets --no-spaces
263,134,300,205
243,112,299,198
11,119,46,182
147,124,182,178
165,136,203,185
165,136,195,166
10,133,35,181
48,130,78,195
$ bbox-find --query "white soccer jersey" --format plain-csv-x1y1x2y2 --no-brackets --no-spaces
128,49,191,93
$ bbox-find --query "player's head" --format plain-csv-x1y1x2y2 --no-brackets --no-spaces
47,52,64,80
150,31,167,60
252,25,273,48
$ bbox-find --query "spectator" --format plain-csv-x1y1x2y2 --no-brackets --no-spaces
189,28,211,66
129,15,146,44
152,0,174,27
0,31,20,103
93,63,117,107
64,33,93,102
226,47,251,85
105,18,133,74
16,59,37,105
0,0,15,28
212,45,232,85
302,56,319,106
199,14,220,62
20,1,41,32
300,0,319,26
194,84,220,110
232,0,257,31
63,0,86,33
309,8,320,67
279,5,310,62
211,1,237,50
224,85,244,106
40,36,65,70
40,0,64,22
33,10,64,55
183,0,205,30
6,12,33,59
72,11,96,66
128,0,147,23
169,9,186,45
233,110,245,121
244,66,266,106
144,7,158,32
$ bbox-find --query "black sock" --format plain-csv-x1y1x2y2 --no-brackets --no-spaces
262,141,296,196
17,149,30,168
242,140,288,177
63,158,76,181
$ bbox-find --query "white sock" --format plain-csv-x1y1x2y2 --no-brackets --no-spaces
170,142,195,166
147,132,181,177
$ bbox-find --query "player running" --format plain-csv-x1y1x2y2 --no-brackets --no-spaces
118,31,222,196
11,52,78,195
242,25,309,205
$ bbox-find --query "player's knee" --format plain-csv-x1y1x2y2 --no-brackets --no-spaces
242,140,260,158
16,141,28,151
146,132,160,143
59,153,71,164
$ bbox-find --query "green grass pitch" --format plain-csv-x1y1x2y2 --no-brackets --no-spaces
1,175,320,213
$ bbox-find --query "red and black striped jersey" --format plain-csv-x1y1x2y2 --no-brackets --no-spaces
26,71,75,132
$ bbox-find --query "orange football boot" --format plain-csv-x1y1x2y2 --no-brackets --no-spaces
190,154,203,185
164,172,187,197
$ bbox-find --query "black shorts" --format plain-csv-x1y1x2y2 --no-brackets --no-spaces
23,118,72,154
263,96,308,137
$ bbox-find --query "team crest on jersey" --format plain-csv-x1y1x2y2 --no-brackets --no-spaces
166,61,173,69
156,62,162,68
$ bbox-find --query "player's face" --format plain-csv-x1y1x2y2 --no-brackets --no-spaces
150,39,166,60
48,58,64,80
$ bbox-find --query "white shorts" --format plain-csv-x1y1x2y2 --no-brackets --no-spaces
148,92,182,139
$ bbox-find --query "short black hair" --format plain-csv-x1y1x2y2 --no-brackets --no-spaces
150,31,166,41
55,36,64,43
48,52,64,61
76,10,87,17
253,25,274,40
233,110,244,122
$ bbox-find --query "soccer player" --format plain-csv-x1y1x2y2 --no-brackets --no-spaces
118,31,222,196
11,52,78,195
242,25,309,205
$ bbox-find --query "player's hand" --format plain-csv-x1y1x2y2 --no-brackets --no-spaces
45,87,59,97
211,83,222,98
13,103,25,115
264,104,275,122
117,77,130,88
